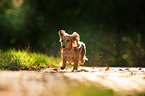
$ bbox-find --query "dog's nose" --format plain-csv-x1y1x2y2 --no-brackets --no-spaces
62,45,65,48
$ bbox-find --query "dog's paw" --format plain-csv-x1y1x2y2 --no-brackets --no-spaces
71,69,79,72
60,67,65,70
71,70,77,72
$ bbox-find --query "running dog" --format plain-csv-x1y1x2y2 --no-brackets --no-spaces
58,30,88,71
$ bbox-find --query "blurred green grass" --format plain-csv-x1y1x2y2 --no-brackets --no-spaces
0,49,61,70
64,85,115,96
57,84,145,96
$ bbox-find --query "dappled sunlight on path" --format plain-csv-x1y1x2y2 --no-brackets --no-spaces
0,67,145,96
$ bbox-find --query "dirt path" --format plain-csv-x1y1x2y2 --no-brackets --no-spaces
0,67,145,96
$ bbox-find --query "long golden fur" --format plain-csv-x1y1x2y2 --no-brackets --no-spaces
58,30,88,71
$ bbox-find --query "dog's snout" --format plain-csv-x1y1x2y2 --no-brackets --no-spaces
62,45,65,48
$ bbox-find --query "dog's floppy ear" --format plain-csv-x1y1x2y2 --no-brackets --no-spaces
72,32,80,47
58,30,65,39
72,32,80,41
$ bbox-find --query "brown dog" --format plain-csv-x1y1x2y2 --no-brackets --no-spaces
58,30,88,71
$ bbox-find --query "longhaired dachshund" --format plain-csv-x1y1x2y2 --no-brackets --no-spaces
58,30,88,71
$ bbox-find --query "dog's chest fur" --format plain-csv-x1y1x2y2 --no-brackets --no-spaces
62,47,79,63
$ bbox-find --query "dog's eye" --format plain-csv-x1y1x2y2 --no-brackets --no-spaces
67,40,70,42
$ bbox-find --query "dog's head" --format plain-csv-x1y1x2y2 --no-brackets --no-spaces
58,30,79,50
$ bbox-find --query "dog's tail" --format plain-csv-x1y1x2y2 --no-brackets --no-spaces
79,42,88,65
84,55,88,61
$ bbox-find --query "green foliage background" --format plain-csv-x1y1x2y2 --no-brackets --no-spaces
0,0,145,67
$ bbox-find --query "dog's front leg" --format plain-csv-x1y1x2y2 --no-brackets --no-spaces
60,56,66,70
72,57,79,72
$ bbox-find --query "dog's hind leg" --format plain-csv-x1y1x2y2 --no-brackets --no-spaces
79,47,85,64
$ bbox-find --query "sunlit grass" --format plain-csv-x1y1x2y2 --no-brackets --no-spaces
0,49,61,70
